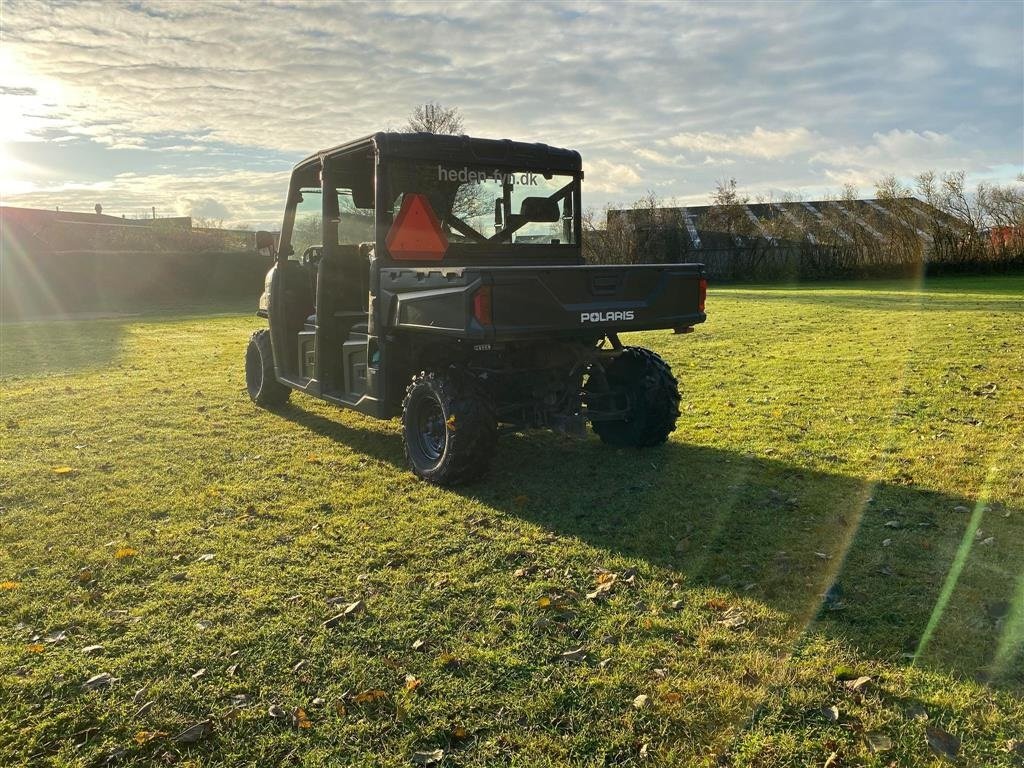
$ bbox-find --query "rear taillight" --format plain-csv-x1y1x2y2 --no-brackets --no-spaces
699,278,707,313
472,285,492,325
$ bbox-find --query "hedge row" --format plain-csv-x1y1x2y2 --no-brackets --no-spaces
1,249,272,321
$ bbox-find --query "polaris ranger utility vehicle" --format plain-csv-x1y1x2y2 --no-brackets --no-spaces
246,132,706,484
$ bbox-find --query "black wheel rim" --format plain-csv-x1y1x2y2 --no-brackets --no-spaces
414,395,446,463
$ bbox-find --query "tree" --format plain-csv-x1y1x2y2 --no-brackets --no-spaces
406,103,465,135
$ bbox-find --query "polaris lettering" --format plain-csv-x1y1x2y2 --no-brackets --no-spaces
580,310,635,323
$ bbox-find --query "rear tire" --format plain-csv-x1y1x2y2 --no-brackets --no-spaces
589,347,680,447
402,369,497,485
245,329,290,408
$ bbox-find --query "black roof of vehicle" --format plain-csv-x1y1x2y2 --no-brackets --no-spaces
295,132,582,174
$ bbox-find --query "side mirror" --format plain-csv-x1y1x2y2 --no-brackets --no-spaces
494,198,503,228
519,197,560,223
255,230,277,255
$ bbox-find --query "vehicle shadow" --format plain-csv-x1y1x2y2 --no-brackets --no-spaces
277,402,1022,688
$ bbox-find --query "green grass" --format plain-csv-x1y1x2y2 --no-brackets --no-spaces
1,276,1022,767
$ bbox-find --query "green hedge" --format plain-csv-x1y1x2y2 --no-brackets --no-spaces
1,249,272,320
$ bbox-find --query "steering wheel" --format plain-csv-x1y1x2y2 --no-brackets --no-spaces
301,245,323,266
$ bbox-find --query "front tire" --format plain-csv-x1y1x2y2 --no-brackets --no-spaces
245,329,291,408
589,347,680,447
401,369,497,485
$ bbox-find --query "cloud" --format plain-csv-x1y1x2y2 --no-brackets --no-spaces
585,159,642,193
0,0,1020,212
187,197,231,221
668,127,818,159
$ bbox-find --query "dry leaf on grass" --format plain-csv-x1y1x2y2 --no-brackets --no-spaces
926,725,960,760
134,730,166,745
865,732,893,753
291,707,312,729
26,643,45,653
52,466,76,475
560,647,587,662
267,704,286,719
632,694,649,709
404,674,423,691
82,672,116,690
353,689,388,704
81,644,105,655
114,547,138,560
174,720,212,744
843,675,871,692
821,705,839,722
412,749,444,765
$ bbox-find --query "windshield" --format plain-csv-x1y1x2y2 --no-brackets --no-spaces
382,160,579,258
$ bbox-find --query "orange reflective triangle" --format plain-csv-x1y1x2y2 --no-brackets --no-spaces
385,193,449,260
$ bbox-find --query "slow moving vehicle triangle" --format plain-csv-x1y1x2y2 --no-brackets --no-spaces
386,193,449,260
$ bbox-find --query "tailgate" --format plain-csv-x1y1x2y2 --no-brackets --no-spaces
483,263,706,338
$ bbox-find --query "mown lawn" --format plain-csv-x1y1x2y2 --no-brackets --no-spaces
1,276,1022,767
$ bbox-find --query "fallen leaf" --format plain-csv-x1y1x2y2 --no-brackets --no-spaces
268,704,287,718
353,689,388,704
537,596,553,609
52,466,76,475
632,693,649,709
82,644,105,655
77,568,93,583
226,663,240,676
821,705,839,722
412,748,444,765
196,553,215,562
174,720,212,744
843,675,871,693
823,751,839,768
661,692,683,704
26,643,45,653
411,638,426,651
452,725,468,739
560,647,587,662
344,599,365,617
926,725,960,760
866,731,893,753
669,599,685,611
82,672,116,690
134,730,166,745
405,674,423,691
292,707,312,729
334,700,347,716
114,547,138,560
190,668,206,680
323,612,347,628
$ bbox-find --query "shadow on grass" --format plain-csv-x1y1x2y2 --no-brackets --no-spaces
279,401,1022,689
0,303,253,378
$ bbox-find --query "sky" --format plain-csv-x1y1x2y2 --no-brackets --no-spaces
1,0,1021,229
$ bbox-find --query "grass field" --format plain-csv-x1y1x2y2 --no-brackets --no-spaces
1,276,1022,767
